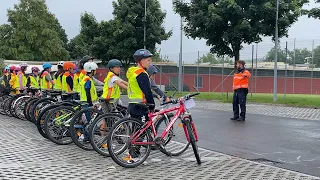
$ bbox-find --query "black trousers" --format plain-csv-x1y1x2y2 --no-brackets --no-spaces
233,88,248,118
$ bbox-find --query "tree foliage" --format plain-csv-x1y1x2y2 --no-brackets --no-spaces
0,0,69,61
264,46,320,67
68,0,172,68
173,0,308,68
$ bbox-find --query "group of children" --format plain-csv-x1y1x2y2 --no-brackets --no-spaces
0,49,168,113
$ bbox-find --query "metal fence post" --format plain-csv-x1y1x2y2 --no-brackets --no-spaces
222,56,224,94
197,51,199,89
293,38,295,94
255,43,258,93
284,41,288,100
311,39,314,94
251,45,254,97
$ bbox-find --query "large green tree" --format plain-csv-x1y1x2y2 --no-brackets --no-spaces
173,0,308,69
109,0,172,69
67,12,99,60
0,0,69,61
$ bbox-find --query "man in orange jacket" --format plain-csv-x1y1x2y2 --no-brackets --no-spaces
230,60,251,121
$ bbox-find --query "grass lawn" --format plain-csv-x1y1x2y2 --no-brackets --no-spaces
167,91,320,108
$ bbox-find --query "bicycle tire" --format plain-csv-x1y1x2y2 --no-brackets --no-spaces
3,96,13,116
89,113,123,156
23,97,39,122
36,101,75,139
30,98,57,123
186,118,201,165
0,95,11,115
107,117,152,168
155,114,190,156
44,106,75,145
9,94,25,117
13,95,31,120
70,107,103,151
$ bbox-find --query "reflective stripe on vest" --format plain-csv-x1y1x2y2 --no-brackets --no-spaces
62,72,72,92
80,75,98,102
102,71,120,100
127,67,148,103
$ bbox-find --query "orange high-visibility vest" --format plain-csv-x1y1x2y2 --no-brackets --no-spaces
233,69,251,90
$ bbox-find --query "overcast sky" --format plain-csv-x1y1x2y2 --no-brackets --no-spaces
1,0,320,63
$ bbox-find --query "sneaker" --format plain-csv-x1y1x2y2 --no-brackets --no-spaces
238,117,245,121
230,117,239,120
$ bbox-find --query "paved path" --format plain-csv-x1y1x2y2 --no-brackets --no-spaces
196,100,320,121
0,113,319,179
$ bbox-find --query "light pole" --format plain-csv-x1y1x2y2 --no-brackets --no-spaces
143,0,147,49
273,0,279,102
178,0,183,93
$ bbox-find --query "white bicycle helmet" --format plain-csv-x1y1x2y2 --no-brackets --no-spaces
57,61,64,67
83,62,98,72
19,62,29,67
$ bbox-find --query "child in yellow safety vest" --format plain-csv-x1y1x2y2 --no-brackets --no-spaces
61,62,75,92
9,67,21,94
79,62,98,142
53,61,64,90
102,59,128,102
14,63,29,93
40,63,54,90
27,67,40,88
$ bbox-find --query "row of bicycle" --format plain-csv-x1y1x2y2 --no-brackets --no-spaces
0,87,201,168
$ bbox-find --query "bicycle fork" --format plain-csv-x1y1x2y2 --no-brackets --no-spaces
182,114,199,142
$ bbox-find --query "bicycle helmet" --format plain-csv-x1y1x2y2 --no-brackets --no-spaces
57,61,64,68
133,49,153,62
10,65,16,71
14,67,21,71
146,64,158,75
83,62,98,72
31,67,40,72
107,59,122,68
19,62,28,67
43,63,52,69
5,66,10,71
63,61,74,71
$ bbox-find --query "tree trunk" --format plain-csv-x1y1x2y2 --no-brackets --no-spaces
233,45,240,71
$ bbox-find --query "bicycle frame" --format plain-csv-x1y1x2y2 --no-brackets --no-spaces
131,98,198,146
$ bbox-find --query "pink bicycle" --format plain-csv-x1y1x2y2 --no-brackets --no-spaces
107,88,201,168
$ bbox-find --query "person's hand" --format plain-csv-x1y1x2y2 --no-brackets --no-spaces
165,97,170,102
157,95,161,100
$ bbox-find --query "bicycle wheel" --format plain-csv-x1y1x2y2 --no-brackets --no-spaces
69,107,103,151
36,102,75,139
30,98,57,123
3,96,13,116
44,106,75,145
89,113,123,156
185,117,201,165
24,97,38,122
13,95,31,120
36,104,60,139
9,94,25,117
0,95,11,115
155,113,190,156
107,117,152,168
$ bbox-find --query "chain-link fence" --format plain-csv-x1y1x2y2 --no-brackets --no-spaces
153,38,320,95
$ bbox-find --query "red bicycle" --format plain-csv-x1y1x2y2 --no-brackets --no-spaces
107,88,201,168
